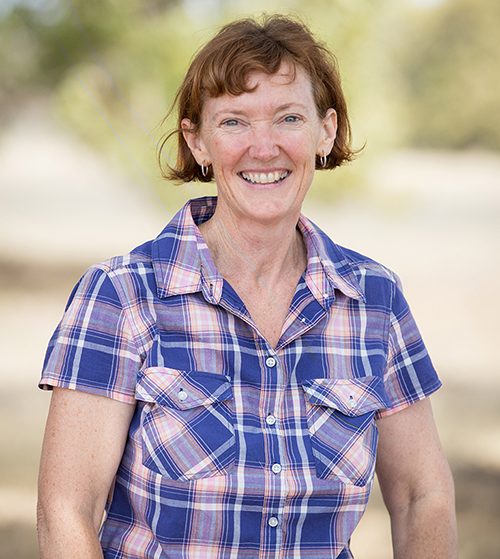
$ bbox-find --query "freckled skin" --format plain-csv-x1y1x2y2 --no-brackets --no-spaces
37,62,457,559
180,65,337,348
182,64,337,232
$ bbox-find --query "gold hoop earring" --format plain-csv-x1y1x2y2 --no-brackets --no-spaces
201,162,209,177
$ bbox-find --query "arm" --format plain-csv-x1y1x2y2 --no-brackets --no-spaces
375,397,458,559
37,387,136,559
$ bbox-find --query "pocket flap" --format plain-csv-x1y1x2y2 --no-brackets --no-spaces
302,376,391,416
136,367,233,410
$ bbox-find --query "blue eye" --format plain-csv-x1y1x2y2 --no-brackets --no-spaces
223,119,239,126
284,115,300,123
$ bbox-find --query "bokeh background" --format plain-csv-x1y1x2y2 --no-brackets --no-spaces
1,0,500,556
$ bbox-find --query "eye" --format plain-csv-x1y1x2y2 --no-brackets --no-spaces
222,119,240,127
283,115,301,124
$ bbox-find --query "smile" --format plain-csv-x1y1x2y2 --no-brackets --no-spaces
240,170,290,185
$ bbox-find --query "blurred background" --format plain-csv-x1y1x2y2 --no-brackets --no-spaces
0,0,499,556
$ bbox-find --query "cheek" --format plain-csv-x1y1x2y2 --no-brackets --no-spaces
285,129,320,158
211,140,247,170
288,143,318,171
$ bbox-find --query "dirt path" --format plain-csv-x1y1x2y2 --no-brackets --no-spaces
1,112,499,558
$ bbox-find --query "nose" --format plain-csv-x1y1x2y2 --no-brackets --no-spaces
247,124,280,161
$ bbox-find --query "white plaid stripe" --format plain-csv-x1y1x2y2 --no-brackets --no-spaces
40,197,441,558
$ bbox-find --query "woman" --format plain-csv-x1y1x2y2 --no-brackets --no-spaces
37,14,457,559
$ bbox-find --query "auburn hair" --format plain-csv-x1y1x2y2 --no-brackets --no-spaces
160,14,358,183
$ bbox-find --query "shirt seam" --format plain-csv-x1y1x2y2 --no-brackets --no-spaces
97,263,145,369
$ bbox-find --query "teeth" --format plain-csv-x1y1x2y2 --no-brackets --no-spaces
241,171,288,184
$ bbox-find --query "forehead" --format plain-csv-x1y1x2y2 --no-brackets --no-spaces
203,64,316,118
247,63,311,88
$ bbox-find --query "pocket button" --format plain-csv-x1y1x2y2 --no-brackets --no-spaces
268,516,279,528
178,390,188,401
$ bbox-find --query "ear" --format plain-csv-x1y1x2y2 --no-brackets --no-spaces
181,118,211,166
317,108,337,157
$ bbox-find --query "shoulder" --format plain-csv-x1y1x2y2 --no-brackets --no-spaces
303,216,403,296
66,240,156,311
337,244,402,289
84,239,155,283
95,239,154,276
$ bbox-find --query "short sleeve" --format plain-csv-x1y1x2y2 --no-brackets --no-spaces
39,266,142,404
376,279,442,419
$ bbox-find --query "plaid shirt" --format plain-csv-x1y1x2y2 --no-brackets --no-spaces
41,197,441,559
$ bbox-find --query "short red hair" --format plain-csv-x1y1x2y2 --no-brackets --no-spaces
161,14,358,183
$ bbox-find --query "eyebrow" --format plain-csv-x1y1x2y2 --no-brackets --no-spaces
212,102,309,119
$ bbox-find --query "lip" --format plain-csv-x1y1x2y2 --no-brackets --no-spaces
239,170,290,187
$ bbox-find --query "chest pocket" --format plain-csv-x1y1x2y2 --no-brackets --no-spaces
135,367,235,481
302,376,391,487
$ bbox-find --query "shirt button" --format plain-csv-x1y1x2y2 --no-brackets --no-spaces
266,414,277,426
271,463,282,474
348,398,357,408
268,516,279,528
266,357,276,368
178,390,188,401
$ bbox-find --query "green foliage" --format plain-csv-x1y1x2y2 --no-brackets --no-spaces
0,0,205,208
1,0,498,209
395,0,500,150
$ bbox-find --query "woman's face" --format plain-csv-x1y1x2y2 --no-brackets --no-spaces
182,64,337,228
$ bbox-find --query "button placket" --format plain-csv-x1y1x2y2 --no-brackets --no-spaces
266,414,277,426
266,356,276,368
261,347,286,537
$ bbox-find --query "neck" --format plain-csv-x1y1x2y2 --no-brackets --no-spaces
199,208,307,287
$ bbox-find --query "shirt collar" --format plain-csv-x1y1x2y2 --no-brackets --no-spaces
298,214,366,306
152,197,223,302
152,197,365,305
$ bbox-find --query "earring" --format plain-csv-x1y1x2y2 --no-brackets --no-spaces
320,152,327,168
201,161,209,177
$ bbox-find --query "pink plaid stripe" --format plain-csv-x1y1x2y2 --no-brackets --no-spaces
40,197,440,558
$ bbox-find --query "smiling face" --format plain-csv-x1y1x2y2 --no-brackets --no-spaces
182,64,337,229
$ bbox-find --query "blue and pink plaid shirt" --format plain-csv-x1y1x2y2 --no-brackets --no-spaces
40,196,441,558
